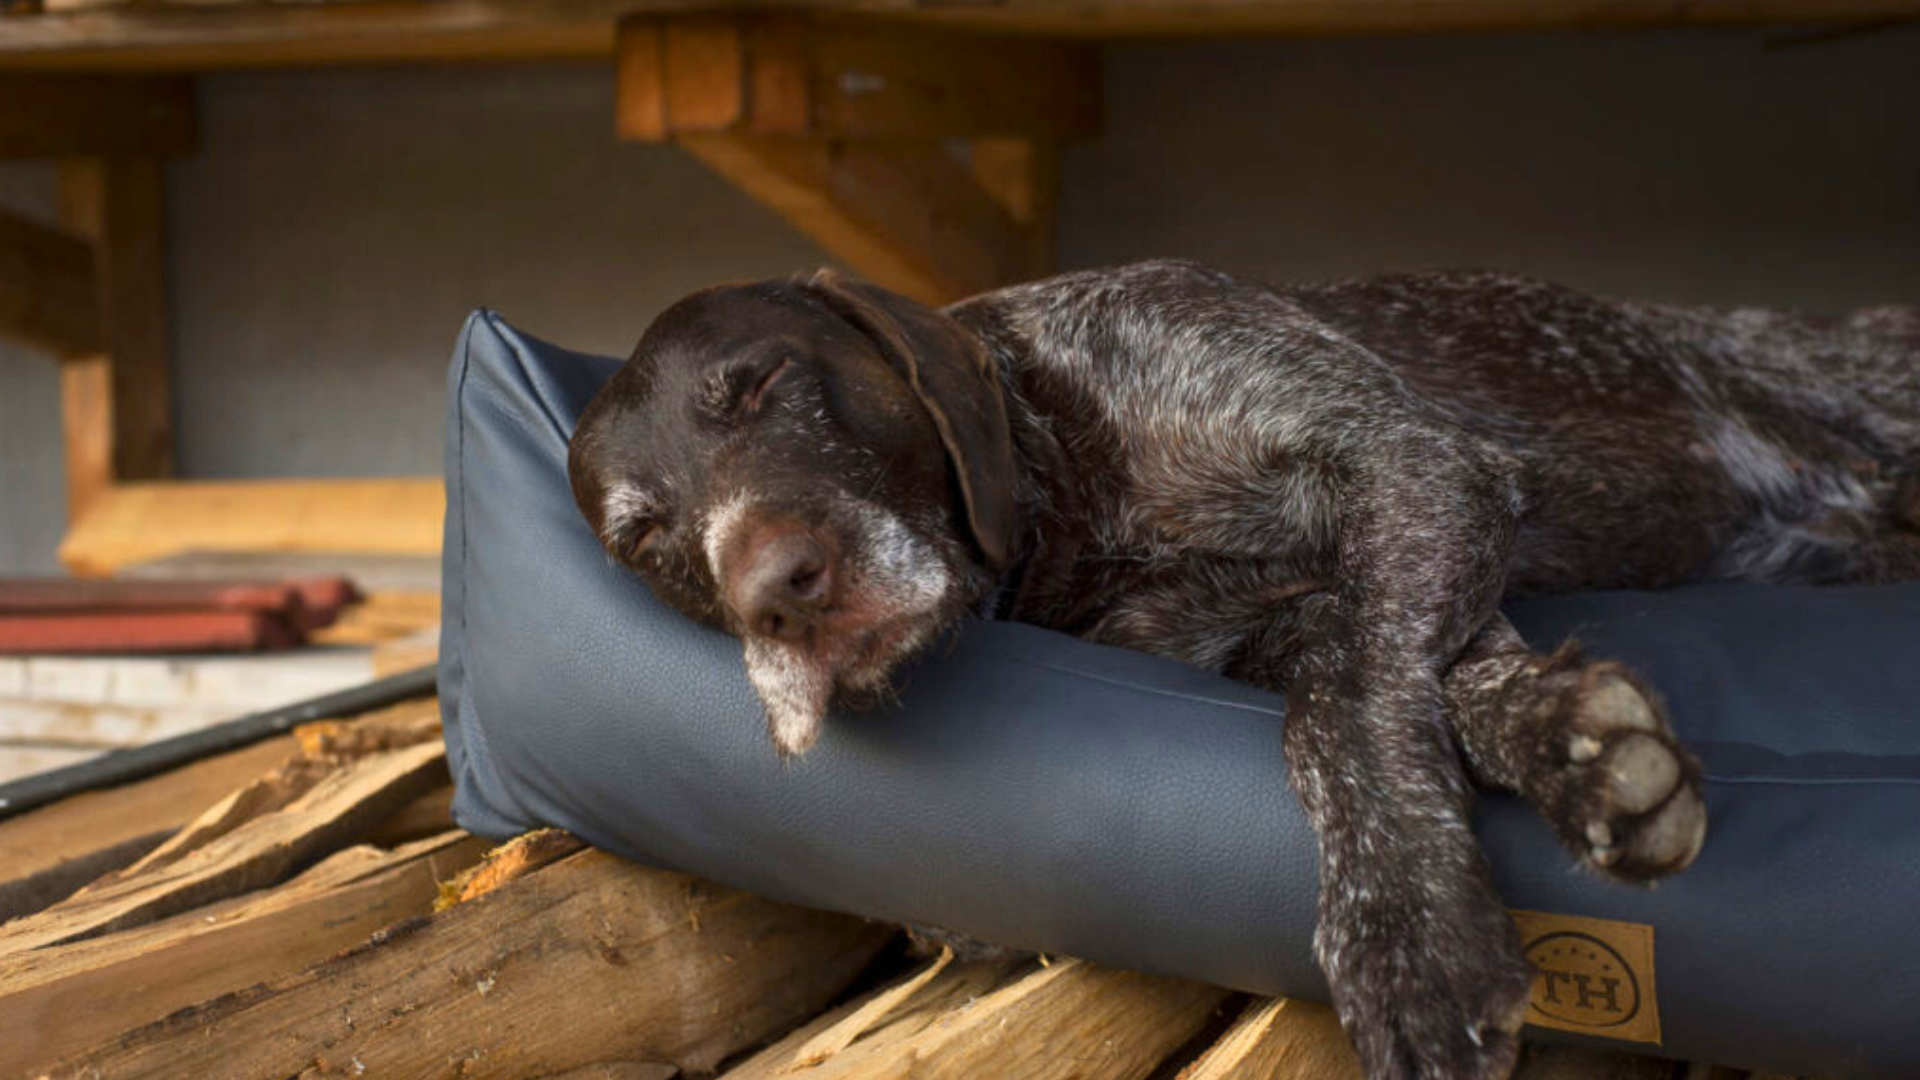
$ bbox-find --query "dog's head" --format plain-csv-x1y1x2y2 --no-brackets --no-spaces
569,271,1017,756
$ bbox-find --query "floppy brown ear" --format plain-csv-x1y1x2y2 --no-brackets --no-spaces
805,269,1018,570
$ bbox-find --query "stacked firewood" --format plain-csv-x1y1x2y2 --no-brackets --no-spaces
0,693,1785,1080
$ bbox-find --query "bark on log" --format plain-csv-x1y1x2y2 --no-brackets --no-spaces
439,828,589,909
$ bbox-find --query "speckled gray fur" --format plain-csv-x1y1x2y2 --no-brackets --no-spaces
569,261,1919,1080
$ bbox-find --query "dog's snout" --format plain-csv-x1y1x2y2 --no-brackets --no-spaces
729,527,833,641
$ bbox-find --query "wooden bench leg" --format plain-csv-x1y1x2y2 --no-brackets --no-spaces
58,155,174,525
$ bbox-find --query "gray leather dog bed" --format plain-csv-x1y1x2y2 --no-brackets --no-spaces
439,310,1920,1079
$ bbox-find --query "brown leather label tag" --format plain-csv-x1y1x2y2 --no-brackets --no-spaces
1510,909,1661,1045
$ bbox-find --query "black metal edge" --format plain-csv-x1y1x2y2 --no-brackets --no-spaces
0,663,440,823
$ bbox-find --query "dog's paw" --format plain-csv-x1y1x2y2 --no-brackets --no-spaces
1557,666,1705,881
1324,902,1532,1080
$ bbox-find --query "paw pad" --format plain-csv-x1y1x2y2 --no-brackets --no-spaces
1561,671,1707,880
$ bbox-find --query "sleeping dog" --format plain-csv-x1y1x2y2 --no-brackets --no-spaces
567,261,1920,1080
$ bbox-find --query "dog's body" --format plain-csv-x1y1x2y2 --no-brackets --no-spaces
569,261,1920,1080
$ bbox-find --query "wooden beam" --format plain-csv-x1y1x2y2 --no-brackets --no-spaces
38,850,892,1080
4,1,1920,71
969,137,1059,280
0,74,194,158
620,14,1087,302
0,206,99,355
907,0,1920,35
678,134,1035,304
617,15,1097,143
58,156,174,523
57,478,447,577
0,1,627,71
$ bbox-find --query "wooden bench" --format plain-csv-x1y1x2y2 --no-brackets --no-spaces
4,0,1916,573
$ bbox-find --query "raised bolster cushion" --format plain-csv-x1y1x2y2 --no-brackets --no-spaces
440,311,1920,1079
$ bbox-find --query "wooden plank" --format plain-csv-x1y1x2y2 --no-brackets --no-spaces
0,739,447,952
310,589,442,646
909,0,1920,35
0,74,194,157
0,206,98,355
969,137,1058,278
118,550,444,594
0,831,490,1078
4,1,1920,70
57,478,446,576
0,0,630,71
36,850,893,1080
678,134,1032,304
0,608,303,653
58,156,174,523
618,15,1098,142
720,953,1230,1080
1176,997,1362,1080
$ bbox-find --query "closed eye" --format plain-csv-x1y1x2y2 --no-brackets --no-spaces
739,355,794,416
626,519,665,561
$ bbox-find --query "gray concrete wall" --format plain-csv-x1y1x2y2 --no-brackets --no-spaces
1067,29,1920,307
0,166,65,575
1,26,1915,574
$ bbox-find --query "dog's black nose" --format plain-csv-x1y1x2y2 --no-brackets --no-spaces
730,529,832,641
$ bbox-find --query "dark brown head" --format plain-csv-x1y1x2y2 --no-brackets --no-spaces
568,271,1017,755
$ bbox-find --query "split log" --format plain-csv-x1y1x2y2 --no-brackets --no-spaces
0,830,488,1076
439,827,589,909
721,951,1230,1080
0,735,294,921
0,739,446,951
1177,996,1362,1080
0,693,443,922
35,850,892,1080
107,757,335,879
365,783,456,847
291,696,440,758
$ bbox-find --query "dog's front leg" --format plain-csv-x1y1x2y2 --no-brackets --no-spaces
1271,459,1531,1080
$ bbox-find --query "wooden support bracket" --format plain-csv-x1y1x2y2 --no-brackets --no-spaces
0,74,196,160
615,15,1096,303
2,74,192,527
58,156,175,524
0,206,100,355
